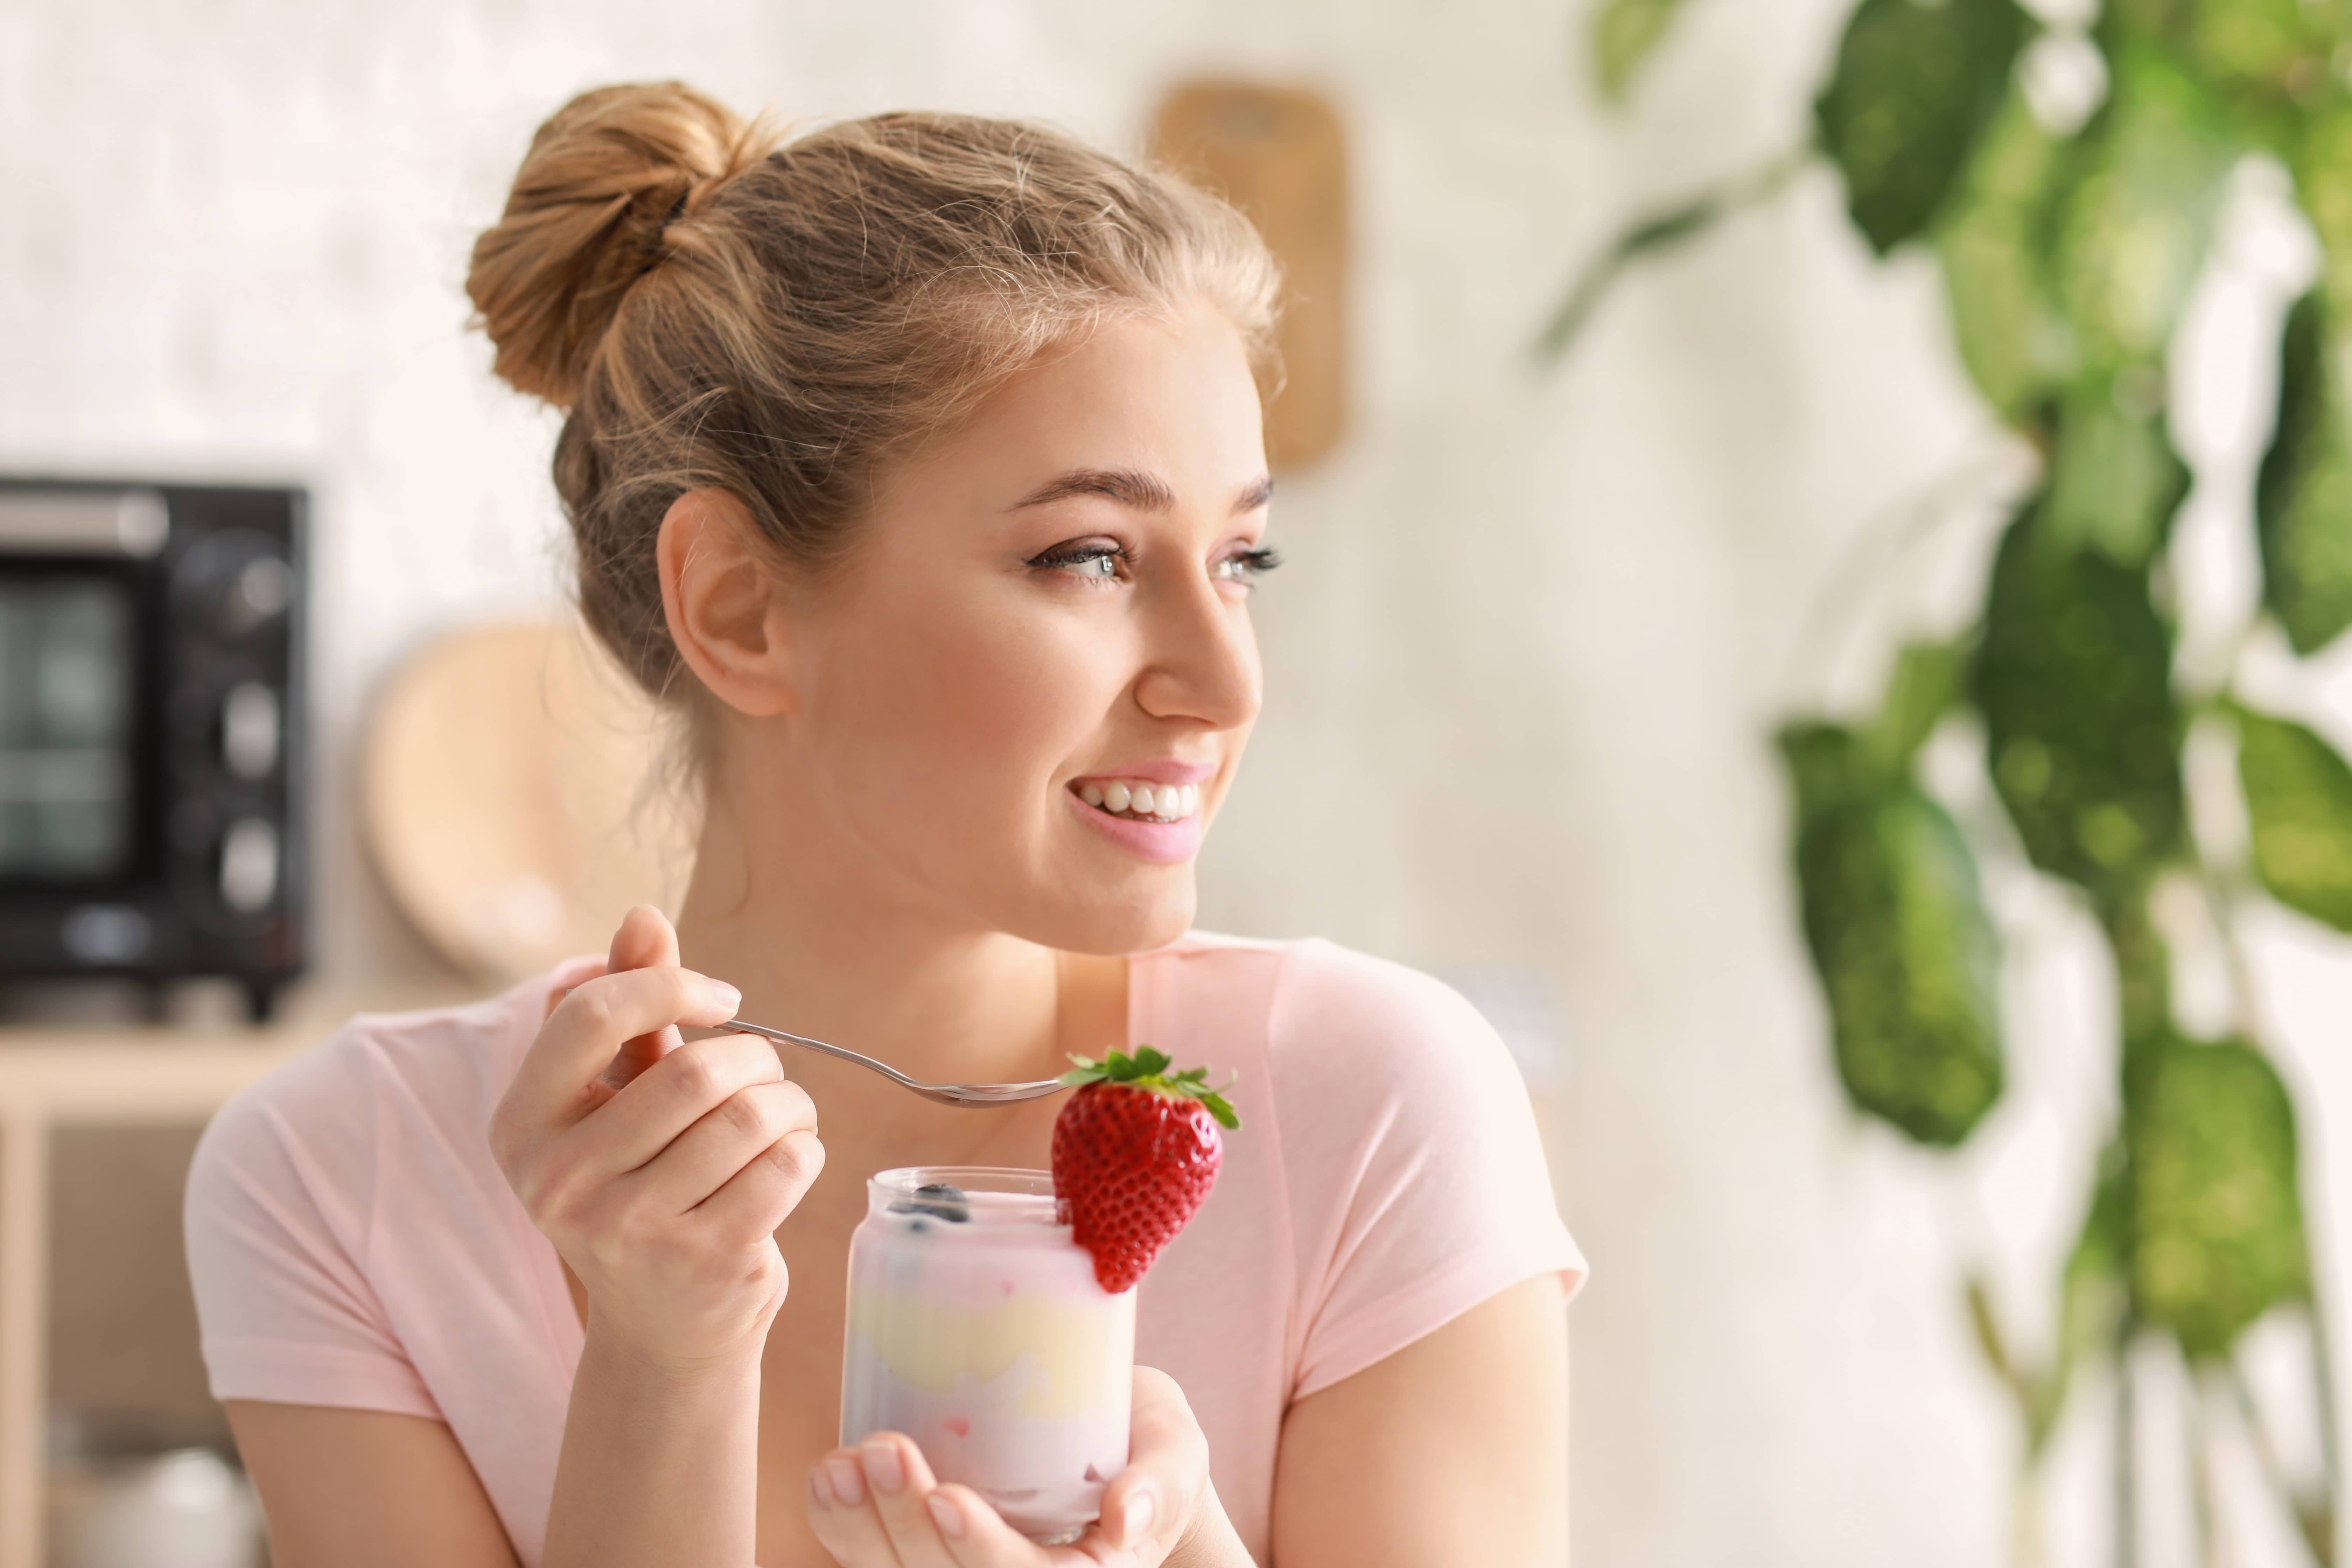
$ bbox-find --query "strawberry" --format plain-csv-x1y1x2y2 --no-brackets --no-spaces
1051,1045,1240,1294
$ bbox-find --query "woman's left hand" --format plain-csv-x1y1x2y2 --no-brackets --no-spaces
806,1367,1244,1568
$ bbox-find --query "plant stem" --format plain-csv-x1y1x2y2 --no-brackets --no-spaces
2309,1304,2343,1565
2230,1356,2334,1566
1532,145,1810,360
1774,444,2024,715
2194,859,2265,1041
2101,890,2171,1055
2015,1460,2047,1568
2120,1331,2140,1568
2190,1373,2220,1568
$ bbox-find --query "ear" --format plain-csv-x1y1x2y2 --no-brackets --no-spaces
656,489,796,718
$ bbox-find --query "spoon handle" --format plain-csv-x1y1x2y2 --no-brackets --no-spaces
724,1018,932,1093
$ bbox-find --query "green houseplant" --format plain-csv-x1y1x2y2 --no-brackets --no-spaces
1551,0,2352,1560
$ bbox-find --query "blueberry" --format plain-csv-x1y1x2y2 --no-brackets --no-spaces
894,1182,968,1223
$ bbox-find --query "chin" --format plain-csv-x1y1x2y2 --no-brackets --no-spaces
1015,869,1196,955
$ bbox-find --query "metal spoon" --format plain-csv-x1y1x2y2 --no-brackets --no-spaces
724,1017,1071,1109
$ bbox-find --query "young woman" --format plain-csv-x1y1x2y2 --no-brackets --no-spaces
185,83,1584,1568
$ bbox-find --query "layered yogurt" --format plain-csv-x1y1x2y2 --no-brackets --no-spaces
839,1167,1135,1544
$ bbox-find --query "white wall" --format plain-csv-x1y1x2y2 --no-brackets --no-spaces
19,0,2352,1562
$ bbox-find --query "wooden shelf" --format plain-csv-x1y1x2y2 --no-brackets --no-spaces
0,984,468,1568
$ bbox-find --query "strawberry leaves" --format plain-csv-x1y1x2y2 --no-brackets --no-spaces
1058,1045,1240,1129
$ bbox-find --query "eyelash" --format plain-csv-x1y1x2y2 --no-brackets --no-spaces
1026,542,1284,586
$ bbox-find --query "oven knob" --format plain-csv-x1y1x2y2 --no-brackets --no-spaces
216,555,293,637
221,682,280,779
219,818,279,913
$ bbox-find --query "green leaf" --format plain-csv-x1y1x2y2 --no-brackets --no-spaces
2105,0,2337,108
2238,705,2352,929
2051,49,2240,369
1059,1045,1242,1127
2255,292,2352,653
2040,371,2192,568
1813,0,2032,255
1779,721,1885,828
1937,87,2081,422
1974,497,2185,892
2054,1146,2129,1392
1591,0,1687,103
2127,1034,2308,1359
1864,640,1968,769
1781,728,2005,1147
2295,106,2352,321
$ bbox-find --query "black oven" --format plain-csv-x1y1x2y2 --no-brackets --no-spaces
0,479,306,1020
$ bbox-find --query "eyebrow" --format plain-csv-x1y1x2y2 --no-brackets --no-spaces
1010,468,1274,516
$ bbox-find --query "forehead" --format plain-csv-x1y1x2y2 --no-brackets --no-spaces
877,302,1268,519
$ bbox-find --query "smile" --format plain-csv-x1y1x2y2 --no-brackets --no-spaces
1072,778,1202,822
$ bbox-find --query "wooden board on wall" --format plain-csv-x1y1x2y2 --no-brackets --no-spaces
1150,80,1350,470
362,620,693,982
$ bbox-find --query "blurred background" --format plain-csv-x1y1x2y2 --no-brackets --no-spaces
10,0,2352,1563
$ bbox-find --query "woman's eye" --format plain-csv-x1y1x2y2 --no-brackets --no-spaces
1216,546,1283,584
1027,541,1128,581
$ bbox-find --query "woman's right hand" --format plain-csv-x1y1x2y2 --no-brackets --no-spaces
489,904,825,1371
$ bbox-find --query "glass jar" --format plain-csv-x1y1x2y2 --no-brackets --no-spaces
840,1167,1135,1544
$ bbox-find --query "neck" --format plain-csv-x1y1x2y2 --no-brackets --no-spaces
672,775,1119,1124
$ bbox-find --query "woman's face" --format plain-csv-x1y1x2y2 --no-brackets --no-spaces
771,299,1271,953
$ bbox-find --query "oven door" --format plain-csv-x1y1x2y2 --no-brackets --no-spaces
0,547,159,905
0,483,305,1011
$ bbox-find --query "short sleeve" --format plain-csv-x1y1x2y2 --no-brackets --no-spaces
184,1027,442,1420
1268,940,1585,1400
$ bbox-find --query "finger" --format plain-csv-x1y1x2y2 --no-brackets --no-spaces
807,1446,907,1567
923,1484,1062,1567
861,1433,965,1568
690,1125,826,1242
542,959,608,1023
607,903,678,972
628,1079,818,1208
503,966,743,1132
1098,1368,1206,1558
577,1033,790,1176
597,906,689,1092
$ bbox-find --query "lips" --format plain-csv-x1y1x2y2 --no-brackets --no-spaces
1063,769,1211,866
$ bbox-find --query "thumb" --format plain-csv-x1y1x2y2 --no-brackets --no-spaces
1102,1368,1208,1557
594,905,693,1093
607,903,681,974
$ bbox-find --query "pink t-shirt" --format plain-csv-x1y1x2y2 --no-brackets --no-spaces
186,933,1584,1564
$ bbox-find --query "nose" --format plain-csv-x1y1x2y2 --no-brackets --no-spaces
1132,565,1261,733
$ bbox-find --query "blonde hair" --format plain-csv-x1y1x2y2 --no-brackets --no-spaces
467,82,1280,707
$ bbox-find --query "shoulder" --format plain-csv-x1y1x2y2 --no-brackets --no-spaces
1141,933,1532,1147
191,960,592,1209
1152,938,1579,1396
1267,938,1503,1065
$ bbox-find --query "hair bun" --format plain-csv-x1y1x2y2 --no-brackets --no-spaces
468,82,774,407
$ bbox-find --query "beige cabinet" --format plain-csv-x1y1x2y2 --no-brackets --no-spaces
0,995,450,1568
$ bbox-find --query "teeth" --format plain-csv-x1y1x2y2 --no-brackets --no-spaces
1075,777,1203,821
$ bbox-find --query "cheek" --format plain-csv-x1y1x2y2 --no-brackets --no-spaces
811,589,1121,819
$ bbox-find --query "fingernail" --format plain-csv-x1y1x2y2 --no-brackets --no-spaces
927,1491,967,1538
706,979,742,1016
808,1465,834,1507
826,1454,866,1507
1123,1487,1155,1543
863,1437,905,1493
